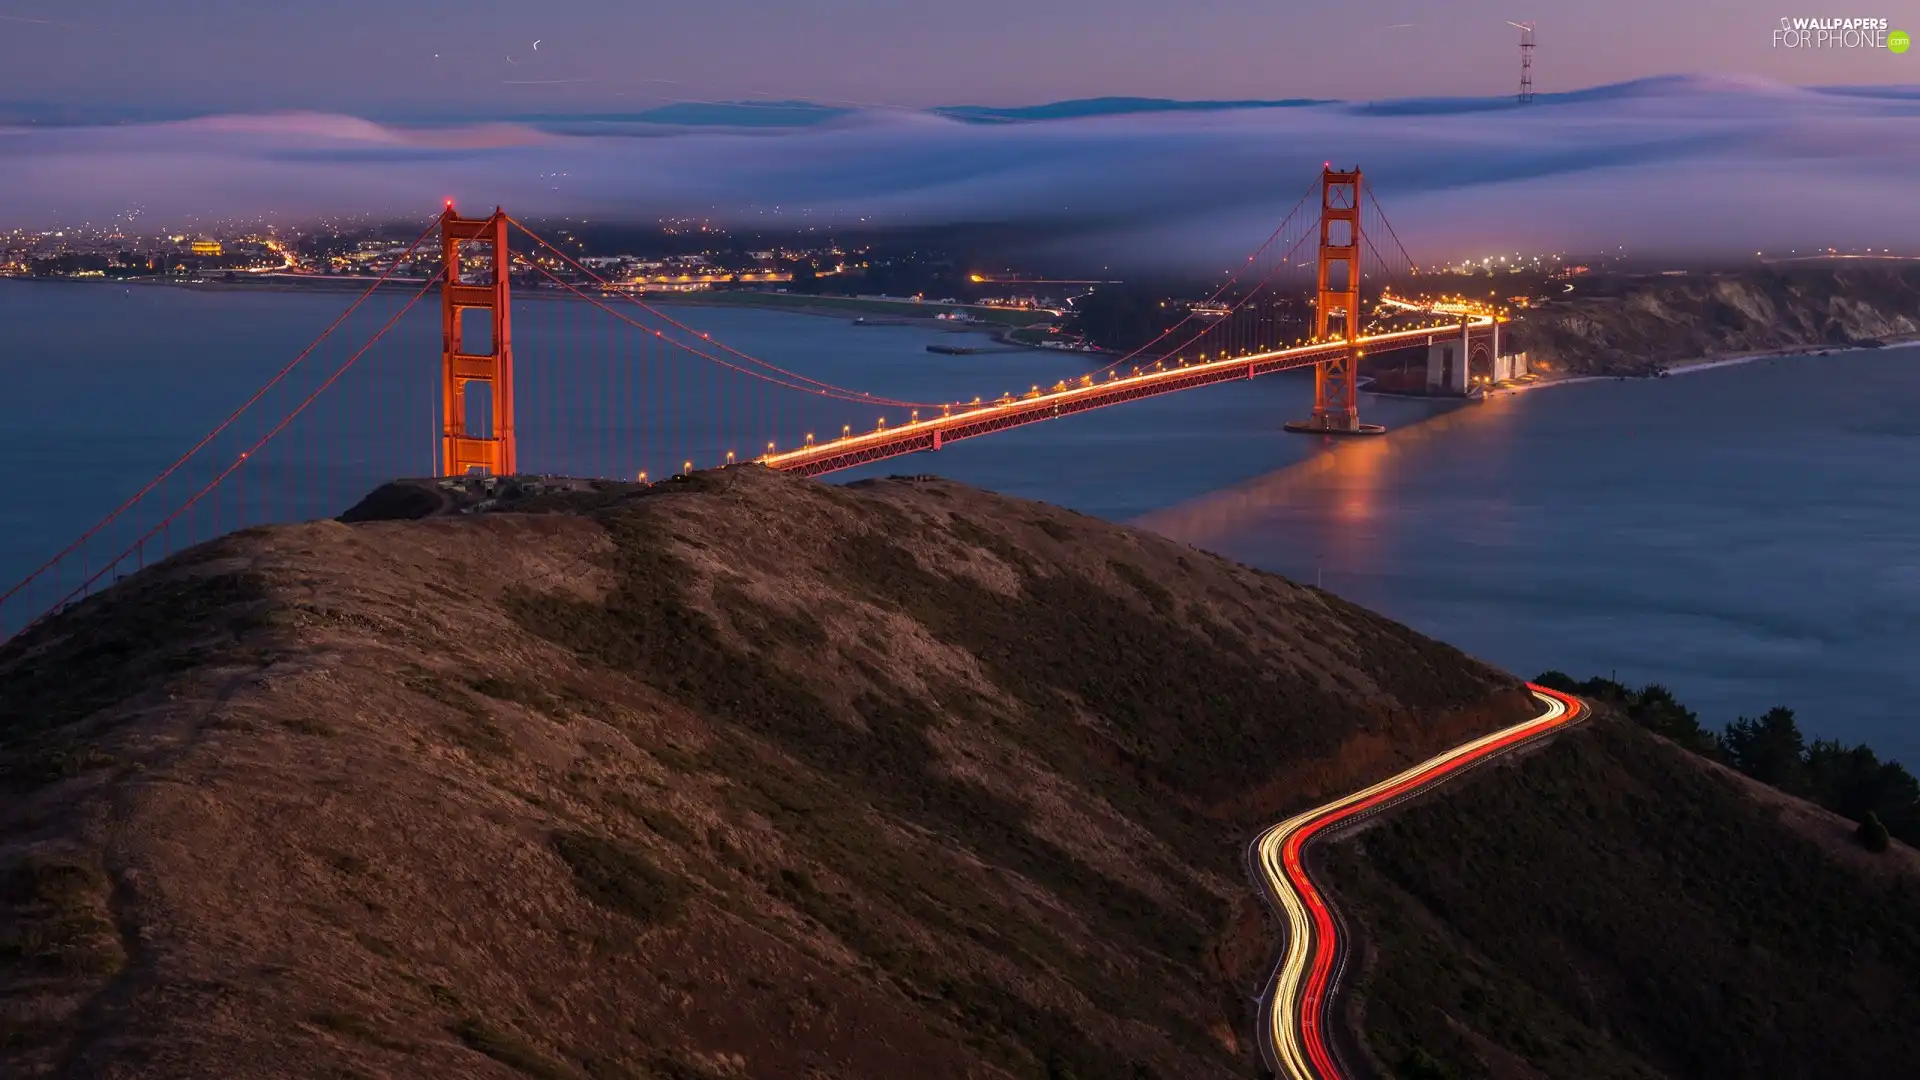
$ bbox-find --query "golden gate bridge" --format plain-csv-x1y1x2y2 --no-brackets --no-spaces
0,166,1507,641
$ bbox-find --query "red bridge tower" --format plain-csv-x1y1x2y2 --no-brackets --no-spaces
1285,167,1385,437
438,205,518,476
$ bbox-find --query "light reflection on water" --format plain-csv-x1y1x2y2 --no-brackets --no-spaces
1140,351,1920,764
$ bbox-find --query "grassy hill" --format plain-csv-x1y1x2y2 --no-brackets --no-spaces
1321,715,1920,1079
0,466,1534,1080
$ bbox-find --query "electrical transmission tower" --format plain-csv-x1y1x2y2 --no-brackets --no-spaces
1509,21,1536,104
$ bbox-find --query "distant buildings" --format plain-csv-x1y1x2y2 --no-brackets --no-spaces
0,218,950,301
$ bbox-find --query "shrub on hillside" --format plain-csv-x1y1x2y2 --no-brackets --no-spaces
1536,672,1920,848
1859,812,1891,853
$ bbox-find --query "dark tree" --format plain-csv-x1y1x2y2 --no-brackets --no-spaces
1539,672,1920,847
1530,673,1721,757
1065,284,1184,353
1859,811,1891,852
1803,739,1920,841
1630,683,1720,755
1532,670,1581,694
1722,707,1806,790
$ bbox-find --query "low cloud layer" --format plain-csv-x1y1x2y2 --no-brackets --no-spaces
6,75,1920,269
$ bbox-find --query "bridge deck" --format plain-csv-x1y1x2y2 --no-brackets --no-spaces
760,318,1496,478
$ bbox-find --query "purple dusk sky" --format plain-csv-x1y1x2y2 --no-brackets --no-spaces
3,2,1918,265
0,0,1912,111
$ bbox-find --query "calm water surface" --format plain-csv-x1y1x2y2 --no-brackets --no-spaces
3,280,1915,761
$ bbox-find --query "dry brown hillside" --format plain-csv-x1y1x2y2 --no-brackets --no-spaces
0,466,1535,1080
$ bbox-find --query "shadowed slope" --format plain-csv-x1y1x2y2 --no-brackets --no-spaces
0,466,1533,1079
1323,717,1920,1080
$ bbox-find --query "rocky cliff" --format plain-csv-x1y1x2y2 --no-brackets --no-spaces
1507,264,1920,375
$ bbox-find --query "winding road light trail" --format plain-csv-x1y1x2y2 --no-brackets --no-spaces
1252,684,1586,1079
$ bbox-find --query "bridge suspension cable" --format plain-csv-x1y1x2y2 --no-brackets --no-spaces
521,260,942,407
0,219,442,642
506,217,941,409
1364,184,1418,275
507,172,1340,432
1087,175,1322,378
1,270,440,642
1103,224,1319,376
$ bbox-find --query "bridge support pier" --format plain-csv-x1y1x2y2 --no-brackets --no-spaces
1282,347,1384,435
1286,167,1385,437
1425,339,1467,394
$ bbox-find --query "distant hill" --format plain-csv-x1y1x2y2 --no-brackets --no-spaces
1347,74,1816,116
538,77,1890,128
526,95,1331,129
0,466,1532,1079
0,100,210,126
9,77,1913,133
586,100,853,128
933,96,1330,123
1508,263,1920,375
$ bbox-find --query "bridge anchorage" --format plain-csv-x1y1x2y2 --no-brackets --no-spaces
1419,314,1527,395
1284,167,1386,437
